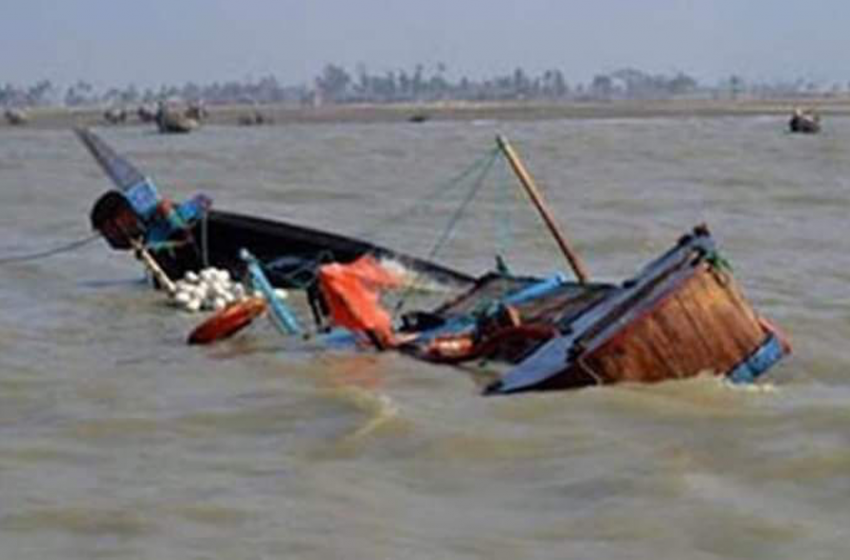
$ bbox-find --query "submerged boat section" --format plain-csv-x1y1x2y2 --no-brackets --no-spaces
487,226,789,394
77,128,475,292
77,128,790,396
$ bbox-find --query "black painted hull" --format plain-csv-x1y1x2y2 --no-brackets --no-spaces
152,209,475,289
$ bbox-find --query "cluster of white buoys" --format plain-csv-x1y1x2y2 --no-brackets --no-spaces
168,267,291,313
170,268,247,312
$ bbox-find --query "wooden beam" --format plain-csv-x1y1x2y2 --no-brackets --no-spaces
496,135,590,284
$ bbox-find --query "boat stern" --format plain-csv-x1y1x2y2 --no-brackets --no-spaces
487,226,790,395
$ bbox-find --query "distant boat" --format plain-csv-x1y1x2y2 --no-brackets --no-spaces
184,101,208,122
789,107,820,134
103,107,127,125
408,113,430,123
137,104,158,123
155,104,199,134
238,109,271,126
4,108,29,126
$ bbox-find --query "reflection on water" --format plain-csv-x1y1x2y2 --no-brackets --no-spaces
1,116,848,559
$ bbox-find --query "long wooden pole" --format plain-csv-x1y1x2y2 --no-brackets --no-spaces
495,134,589,284
131,239,177,295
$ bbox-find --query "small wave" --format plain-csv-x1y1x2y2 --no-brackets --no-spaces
1,507,153,537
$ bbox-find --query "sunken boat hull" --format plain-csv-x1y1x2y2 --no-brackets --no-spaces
151,208,474,289
487,226,788,394
77,127,473,290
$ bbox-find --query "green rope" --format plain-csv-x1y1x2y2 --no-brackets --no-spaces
423,150,499,263
145,240,191,252
145,239,193,260
358,147,502,241
200,210,210,268
706,250,733,272
264,250,338,290
392,148,500,317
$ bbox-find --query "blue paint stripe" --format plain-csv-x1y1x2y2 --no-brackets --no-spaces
727,334,786,384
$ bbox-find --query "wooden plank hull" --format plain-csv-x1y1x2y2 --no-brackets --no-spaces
487,227,789,394
540,265,765,390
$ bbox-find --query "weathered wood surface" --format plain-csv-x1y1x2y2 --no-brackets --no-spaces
575,264,765,386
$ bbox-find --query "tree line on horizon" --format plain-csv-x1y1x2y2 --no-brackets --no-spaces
1,65,844,109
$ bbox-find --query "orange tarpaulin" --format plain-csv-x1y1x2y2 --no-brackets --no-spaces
318,256,403,348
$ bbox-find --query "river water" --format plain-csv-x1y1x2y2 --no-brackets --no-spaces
0,116,848,559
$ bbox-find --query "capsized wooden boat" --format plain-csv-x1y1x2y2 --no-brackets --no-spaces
78,128,789,394
480,136,788,392
314,136,790,394
320,226,789,394
76,128,474,291
482,226,789,394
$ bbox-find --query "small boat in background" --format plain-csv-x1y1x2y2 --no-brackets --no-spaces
238,105,272,126
408,112,430,123
4,107,29,126
103,107,128,125
137,103,159,123
789,107,820,134
155,103,199,134
184,101,209,122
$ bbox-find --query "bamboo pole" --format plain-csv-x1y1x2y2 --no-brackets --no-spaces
495,135,589,284
131,239,177,294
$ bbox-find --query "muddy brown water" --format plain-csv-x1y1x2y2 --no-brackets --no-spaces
0,116,848,559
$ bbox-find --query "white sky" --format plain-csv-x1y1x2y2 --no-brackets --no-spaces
2,0,848,88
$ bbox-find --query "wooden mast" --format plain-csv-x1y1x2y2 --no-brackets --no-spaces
495,134,590,284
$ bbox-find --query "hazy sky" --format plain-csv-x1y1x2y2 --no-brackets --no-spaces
3,0,849,88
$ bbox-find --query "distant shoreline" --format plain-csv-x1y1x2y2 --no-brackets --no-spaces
4,98,850,130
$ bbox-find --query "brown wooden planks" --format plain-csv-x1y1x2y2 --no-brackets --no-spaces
579,264,765,385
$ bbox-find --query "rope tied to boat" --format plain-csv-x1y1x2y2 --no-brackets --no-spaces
705,249,733,273
200,210,210,268
391,147,501,318
0,233,101,264
356,146,502,242
264,250,338,290
144,238,194,255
